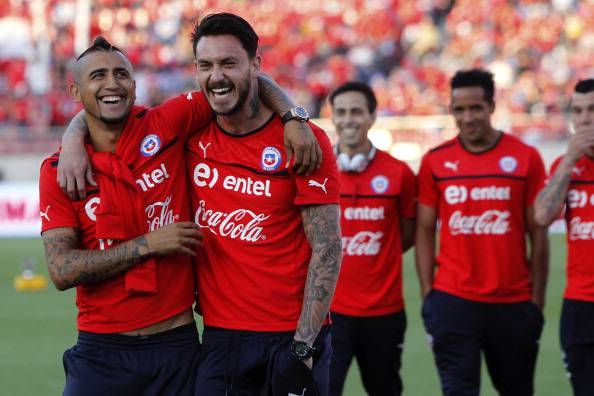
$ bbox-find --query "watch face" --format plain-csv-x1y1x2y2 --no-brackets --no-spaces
292,341,313,359
294,107,309,119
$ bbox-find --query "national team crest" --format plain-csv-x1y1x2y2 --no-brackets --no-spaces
499,156,517,173
371,175,389,193
140,134,161,157
261,146,282,171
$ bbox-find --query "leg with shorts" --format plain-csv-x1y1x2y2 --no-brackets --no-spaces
482,301,543,396
354,310,407,396
560,299,594,396
329,312,357,396
422,290,482,396
197,326,332,396
63,323,201,396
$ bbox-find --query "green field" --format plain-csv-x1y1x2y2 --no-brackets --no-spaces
0,236,571,395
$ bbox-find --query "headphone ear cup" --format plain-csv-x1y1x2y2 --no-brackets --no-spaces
350,153,367,172
337,153,352,171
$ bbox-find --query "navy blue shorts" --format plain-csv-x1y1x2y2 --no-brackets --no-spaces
560,298,594,396
62,323,200,396
422,290,543,396
196,325,332,395
329,310,406,396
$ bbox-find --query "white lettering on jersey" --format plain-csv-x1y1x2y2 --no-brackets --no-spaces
145,194,179,231
448,210,510,235
308,178,328,194
136,163,170,192
98,239,114,250
194,200,269,242
567,189,594,209
444,161,459,172
193,163,272,197
342,231,383,256
343,206,385,221
40,205,50,221
569,217,594,240
444,185,511,205
85,197,101,221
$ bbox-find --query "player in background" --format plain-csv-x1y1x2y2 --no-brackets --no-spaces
47,35,321,395
416,69,549,396
534,78,594,396
187,13,341,395
327,81,416,396
40,37,208,395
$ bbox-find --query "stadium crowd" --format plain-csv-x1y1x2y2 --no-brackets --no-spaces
0,0,593,130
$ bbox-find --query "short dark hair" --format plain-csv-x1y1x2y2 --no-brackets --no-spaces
77,36,125,61
191,13,259,59
575,79,594,94
329,81,378,114
451,69,495,104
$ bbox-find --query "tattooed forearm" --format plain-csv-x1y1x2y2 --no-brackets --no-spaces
535,159,574,226
42,227,151,290
257,73,294,115
296,204,341,345
62,109,88,145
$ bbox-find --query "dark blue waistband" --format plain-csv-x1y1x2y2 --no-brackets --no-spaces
77,322,198,349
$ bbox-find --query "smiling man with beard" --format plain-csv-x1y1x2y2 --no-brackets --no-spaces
416,69,549,396
187,13,341,396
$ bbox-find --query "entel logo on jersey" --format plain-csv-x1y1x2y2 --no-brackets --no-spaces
343,206,385,221
140,134,161,157
444,185,511,205
568,189,594,208
371,175,389,193
261,146,282,171
499,156,517,173
193,163,272,197
136,163,170,192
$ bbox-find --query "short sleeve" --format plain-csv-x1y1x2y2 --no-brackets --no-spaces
398,162,417,218
525,147,546,207
417,153,439,207
152,91,213,141
294,124,340,205
39,158,79,233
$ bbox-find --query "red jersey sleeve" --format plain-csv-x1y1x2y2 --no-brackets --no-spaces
152,91,212,141
525,147,546,207
399,162,417,218
418,153,438,207
39,158,79,233
549,156,563,176
294,124,340,205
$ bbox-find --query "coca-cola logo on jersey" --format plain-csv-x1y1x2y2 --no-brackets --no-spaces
569,217,594,240
444,185,511,205
448,210,511,235
194,200,270,242
567,189,594,209
145,194,179,231
342,231,383,256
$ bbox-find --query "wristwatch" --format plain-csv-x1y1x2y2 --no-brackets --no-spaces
290,340,316,361
281,106,310,124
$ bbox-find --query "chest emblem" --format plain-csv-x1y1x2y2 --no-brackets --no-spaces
140,134,161,157
443,160,459,172
371,175,389,194
499,156,517,173
261,146,282,171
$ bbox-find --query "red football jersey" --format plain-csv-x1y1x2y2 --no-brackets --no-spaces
418,133,545,303
187,116,340,331
332,150,416,316
39,92,212,333
551,155,594,302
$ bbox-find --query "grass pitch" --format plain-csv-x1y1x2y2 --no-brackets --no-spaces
0,236,571,395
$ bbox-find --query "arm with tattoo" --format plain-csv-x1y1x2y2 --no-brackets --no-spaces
295,204,342,348
42,222,202,291
534,158,573,226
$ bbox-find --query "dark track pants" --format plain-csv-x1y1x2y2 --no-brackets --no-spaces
560,298,594,396
329,311,406,396
62,323,200,396
196,326,332,395
422,290,543,396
